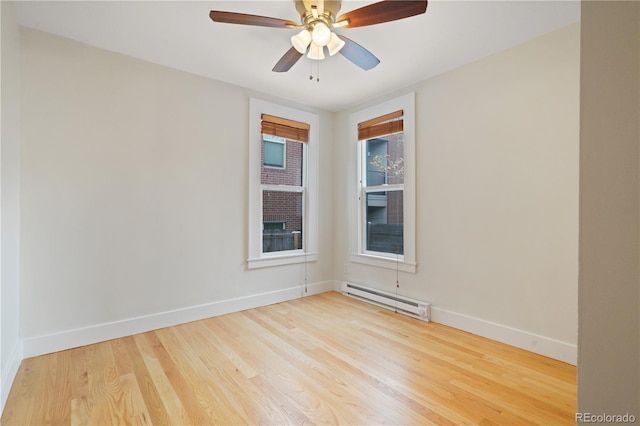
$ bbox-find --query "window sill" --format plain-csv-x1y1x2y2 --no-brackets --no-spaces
350,253,417,273
248,252,319,269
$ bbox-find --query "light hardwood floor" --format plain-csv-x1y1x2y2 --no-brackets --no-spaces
2,292,576,425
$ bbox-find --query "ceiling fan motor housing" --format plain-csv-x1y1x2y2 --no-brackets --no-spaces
295,0,343,18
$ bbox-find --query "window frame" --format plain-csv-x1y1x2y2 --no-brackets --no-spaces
248,98,319,269
349,93,417,273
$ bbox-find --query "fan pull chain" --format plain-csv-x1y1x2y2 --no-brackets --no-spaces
309,60,320,83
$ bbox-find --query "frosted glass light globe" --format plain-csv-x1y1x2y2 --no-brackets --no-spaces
311,22,331,47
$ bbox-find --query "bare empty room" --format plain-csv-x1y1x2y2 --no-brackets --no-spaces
0,0,638,424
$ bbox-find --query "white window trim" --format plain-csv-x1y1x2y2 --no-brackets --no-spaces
349,93,417,273
248,98,319,269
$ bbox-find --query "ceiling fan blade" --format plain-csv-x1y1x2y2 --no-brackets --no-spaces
272,47,304,72
209,11,298,28
336,1,428,28
337,36,380,71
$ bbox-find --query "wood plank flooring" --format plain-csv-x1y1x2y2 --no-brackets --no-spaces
1,292,576,425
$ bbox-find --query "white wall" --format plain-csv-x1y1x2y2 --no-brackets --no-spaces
19,28,335,356
578,1,639,418
334,24,580,363
0,0,23,411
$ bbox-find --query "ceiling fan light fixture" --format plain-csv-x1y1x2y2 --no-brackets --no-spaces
311,22,331,46
307,42,325,60
209,0,430,73
327,32,345,56
291,29,312,54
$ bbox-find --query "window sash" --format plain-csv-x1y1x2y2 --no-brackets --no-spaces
262,189,304,254
262,184,304,193
361,185,404,257
362,184,403,193
363,190,405,260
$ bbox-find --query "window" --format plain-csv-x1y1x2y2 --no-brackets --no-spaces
248,99,319,268
350,93,416,272
261,132,303,253
263,135,286,169
363,134,404,255
263,221,285,231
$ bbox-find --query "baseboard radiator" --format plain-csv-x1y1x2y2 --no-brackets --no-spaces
341,282,431,322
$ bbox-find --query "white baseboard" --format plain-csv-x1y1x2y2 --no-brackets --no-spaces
23,280,337,359
21,281,575,366
1,340,23,413
431,307,577,365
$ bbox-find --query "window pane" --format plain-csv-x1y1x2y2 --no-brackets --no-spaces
263,190,303,252
261,138,303,186
365,190,403,255
366,133,404,186
263,141,284,167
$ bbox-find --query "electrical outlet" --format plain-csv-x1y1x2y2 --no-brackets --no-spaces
344,263,349,274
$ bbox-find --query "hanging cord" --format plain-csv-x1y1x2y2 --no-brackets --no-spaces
304,250,308,293
395,252,400,313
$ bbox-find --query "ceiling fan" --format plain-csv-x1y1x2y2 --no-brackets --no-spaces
209,1,428,72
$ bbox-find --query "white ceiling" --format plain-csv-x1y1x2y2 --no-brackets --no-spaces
15,0,580,112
